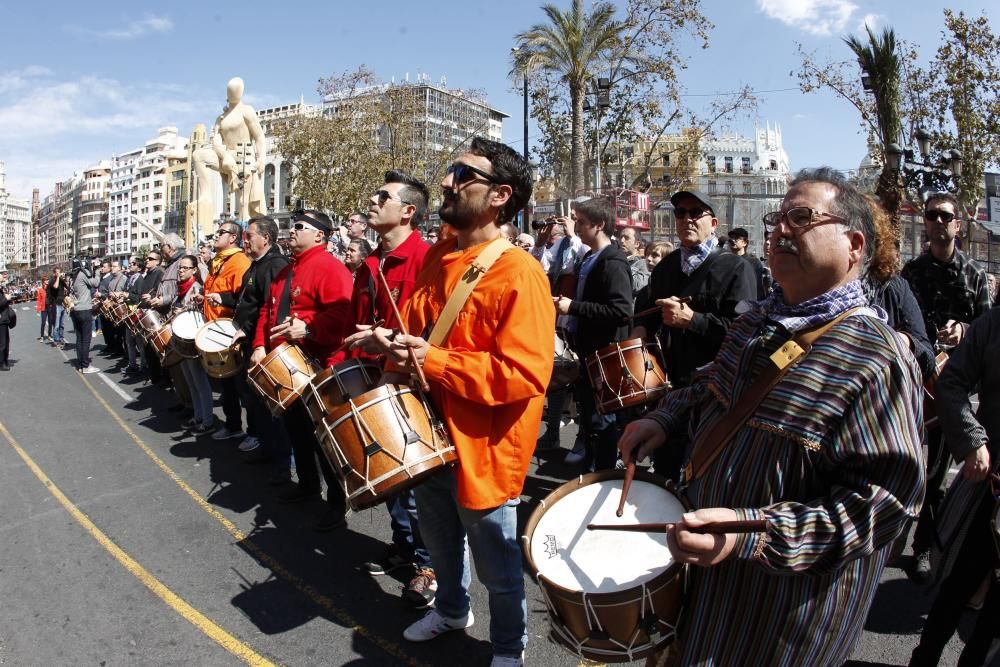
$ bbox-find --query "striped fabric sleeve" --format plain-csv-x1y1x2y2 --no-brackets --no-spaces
646,364,714,436
733,358,925,575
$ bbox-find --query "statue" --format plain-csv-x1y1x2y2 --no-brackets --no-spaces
190,77,267,226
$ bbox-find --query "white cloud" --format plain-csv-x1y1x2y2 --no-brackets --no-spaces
857,13,884,32
65,14,173,40
756,0,858,36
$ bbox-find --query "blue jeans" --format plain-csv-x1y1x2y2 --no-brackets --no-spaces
180,358,214,425
49,304,66,343
414,472,526,657
387,490,431,568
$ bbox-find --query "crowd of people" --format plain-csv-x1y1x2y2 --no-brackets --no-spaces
5,134,1000,666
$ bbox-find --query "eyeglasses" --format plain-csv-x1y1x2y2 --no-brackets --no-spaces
179,265,196,271
446,162,499,185
373,190,411,206
214,229,236,239
924,210,956,223
146,256,160,262
349,218,368,226
673,207,710,220
762,207,849,232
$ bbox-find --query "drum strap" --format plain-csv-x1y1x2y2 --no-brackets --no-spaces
428,237,513,347
684,307,862,482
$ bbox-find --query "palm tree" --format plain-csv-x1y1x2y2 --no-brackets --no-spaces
845,26,903,220
512,0,624,194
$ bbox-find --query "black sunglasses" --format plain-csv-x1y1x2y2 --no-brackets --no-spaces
447,163,499,185
924,210,956,223
374,190,411,206
146,256,160,261
293,222,318,231
674,206,710,220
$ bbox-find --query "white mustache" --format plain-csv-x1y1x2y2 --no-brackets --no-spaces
775,237,799,254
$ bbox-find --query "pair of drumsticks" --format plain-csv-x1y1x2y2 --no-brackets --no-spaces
586,456,766,535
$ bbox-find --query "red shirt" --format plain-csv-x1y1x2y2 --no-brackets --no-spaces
350,229,430,330
253,244,353,367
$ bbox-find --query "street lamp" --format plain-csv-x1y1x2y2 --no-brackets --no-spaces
511,47,530,231
885,128,963,200
583,77,611,191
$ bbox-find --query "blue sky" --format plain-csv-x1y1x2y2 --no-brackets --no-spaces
0,0,994,199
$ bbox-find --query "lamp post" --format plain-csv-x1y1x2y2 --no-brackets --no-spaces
583,78,612,192
884,129,964,201
512,47,531,232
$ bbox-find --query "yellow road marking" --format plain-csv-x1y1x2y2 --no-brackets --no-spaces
0,419,276,667
77,372,427,666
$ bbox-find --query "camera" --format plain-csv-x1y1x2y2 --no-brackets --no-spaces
531,220,552,231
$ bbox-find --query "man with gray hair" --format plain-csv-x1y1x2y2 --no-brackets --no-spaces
620,167,924,666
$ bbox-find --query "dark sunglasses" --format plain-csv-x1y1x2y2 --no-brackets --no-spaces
674,206,710,220
924,210,955,223
447,163,498,185
374,190,411,206
146,256,160,262
292,222,318,231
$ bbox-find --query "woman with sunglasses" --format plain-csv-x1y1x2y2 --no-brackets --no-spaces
172,256,216,435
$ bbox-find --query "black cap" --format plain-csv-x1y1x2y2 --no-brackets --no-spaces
670,189,717,216
291,209,333,233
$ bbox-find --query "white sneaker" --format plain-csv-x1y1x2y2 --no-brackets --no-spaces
490,653,525,667
403,608,474,642
81,366,101,374
212,426,246,441
238,436,261,452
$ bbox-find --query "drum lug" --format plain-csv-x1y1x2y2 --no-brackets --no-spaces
587,629,610,643
641,614,661,643
363,442,383,457
404,430,420,446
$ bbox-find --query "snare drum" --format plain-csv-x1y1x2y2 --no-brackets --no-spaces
585,338,669,414
150,324,184,367
314,384,457,511
125,306,143,335
137,309,165,341
170,310,206,359
523,470,686,662
247,343,321,415
195,318,244,378
303,359,382,426
107,300,128,326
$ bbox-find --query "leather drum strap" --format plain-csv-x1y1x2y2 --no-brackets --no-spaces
684,307,862,482
428,237,513,347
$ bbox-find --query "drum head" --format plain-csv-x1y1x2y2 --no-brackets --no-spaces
173,311,206,339
529,478,683,594
197,318,238,352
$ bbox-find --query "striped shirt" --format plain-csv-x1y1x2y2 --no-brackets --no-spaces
648,297,925,666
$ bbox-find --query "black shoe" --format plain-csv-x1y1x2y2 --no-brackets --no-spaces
268,471,293,487
278,484,321,504
909,550,932,583
167,403,187,413
0,364,10,372
243,449,274,464
535,434,561,452
314,507,347,532
362,545,413,576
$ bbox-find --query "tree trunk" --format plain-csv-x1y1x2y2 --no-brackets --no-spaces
876,165,901,245
570,82,585,195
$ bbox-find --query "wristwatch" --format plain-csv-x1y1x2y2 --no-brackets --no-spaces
303,323,312,339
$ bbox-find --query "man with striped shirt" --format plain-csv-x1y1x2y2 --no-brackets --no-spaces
621,168,924,666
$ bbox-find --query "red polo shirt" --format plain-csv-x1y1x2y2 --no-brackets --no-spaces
350,228,430,331
253,244,352,367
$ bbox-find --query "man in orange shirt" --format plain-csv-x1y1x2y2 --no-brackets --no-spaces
36,276,49,341
204,222,252,441
348,138,554,667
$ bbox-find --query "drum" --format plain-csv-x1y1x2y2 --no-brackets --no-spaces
549,330,580,393
196,318,244,378
170,310,206,359
314,384,457,511
303,359,383,426
247,343,321,416
137,309,165,341
585,338,669,414
125,306,142,335
107,300,129,325
149,323,183,367
523,470,686,662
922,351,949,430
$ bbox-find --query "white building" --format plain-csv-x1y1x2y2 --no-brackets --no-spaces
257,100,317,216
697,122,792,255
0,161,31,273
79,161,110,258
108,148,143,260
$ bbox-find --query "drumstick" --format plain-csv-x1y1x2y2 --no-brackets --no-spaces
375,267,430,392
586,519,767,534
616,454,637,518
630,297,691,320
335,318,385,355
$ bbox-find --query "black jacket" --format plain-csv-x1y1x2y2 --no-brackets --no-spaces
233,245,290,337
568,244,633,359
0,287,10,325
138,268,164,307
46,274,69,304
636,245,757,385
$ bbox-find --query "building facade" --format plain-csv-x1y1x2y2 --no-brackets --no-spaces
78,162,110,258
108,148,142,261
0,162,32,274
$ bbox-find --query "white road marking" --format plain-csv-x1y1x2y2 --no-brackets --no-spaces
97,372,134,403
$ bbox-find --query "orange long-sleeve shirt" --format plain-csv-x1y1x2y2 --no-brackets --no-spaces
397,238,555,510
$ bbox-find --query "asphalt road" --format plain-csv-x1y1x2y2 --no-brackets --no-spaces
0,302,990,666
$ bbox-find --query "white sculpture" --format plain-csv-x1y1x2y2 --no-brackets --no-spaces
190,77,267,225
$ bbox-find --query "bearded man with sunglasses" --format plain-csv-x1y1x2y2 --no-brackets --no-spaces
349,170,437,608
901,191,992,582
620,168,924,666
252,210,353,525
346,138,554,667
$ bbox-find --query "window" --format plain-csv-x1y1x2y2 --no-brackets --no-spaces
726,181,735,193
706,156,716,173
661,153,670,166
743,182,752,194
769,159,778,171
724,157,734,173
707,180,717,194
741,157,752,174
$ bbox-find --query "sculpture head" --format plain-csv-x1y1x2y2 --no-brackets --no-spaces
226,77,244,105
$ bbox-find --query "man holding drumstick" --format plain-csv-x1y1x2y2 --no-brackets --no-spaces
347,138,553,667
620,168,924,666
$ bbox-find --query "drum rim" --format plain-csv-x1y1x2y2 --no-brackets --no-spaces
195,317,239,352
522,469,687,597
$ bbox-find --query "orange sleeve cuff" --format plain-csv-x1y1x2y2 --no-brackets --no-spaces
423,345,449,382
